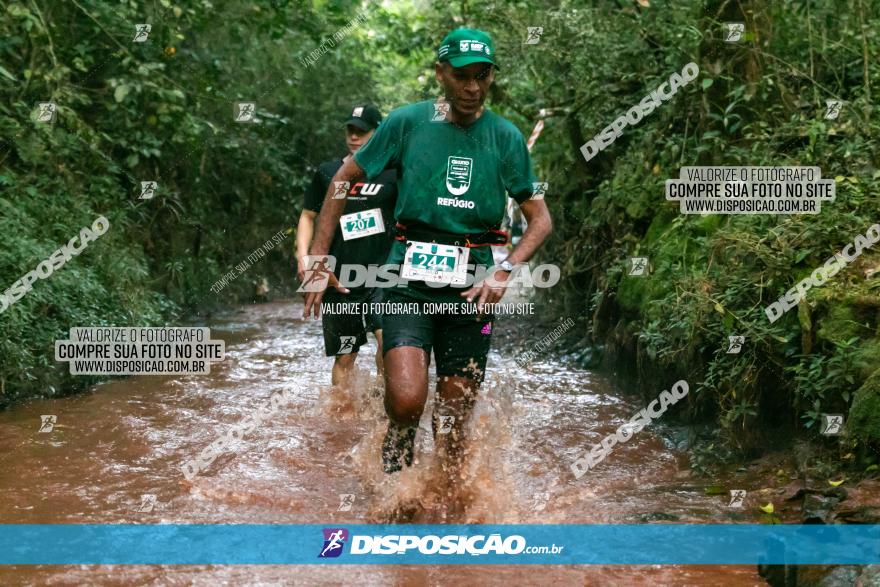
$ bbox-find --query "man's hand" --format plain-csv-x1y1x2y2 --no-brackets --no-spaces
301,256,349,319
462,197,552,320
461,267,510,319
297,255,308,281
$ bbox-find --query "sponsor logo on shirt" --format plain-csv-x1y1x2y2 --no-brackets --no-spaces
437,196,475,209
348,182,384,198
446,156,472,196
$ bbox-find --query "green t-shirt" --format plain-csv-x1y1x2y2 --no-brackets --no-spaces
353,100,537,300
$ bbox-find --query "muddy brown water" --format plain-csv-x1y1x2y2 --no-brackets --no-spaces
0,298,768,585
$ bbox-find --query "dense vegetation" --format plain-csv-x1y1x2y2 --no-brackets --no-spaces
519,0,880,464
2,1,878,468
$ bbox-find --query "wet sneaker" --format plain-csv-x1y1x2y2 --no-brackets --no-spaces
382,424,416,474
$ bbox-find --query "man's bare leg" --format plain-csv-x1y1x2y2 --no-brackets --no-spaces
382,346,428,473
432,375,478,469
331,352,358,388
374,329,384,376
432,375,478,516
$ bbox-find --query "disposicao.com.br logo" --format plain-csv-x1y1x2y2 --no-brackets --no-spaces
318,528,349,558
318,528,563,558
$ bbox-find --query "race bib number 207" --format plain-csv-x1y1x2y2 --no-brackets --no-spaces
401,240,470,285
340,208,384,241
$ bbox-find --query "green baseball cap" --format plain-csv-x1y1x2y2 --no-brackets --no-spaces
437,28,499,70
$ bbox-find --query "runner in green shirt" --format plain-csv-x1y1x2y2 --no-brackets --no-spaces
303,28,552,482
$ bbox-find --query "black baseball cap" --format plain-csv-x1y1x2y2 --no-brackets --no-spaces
344,104,382,131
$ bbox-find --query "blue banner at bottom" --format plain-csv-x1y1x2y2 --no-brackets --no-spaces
1,524,878,565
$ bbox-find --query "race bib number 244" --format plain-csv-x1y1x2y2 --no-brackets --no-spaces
401,240,470,285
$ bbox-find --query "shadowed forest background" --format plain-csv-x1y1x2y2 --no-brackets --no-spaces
1,0,878,472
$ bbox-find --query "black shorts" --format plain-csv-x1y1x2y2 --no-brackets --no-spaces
380,289,494,382
320,288,383,356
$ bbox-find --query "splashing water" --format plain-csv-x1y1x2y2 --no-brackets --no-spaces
0,300,766,584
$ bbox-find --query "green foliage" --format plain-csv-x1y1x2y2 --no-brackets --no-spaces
479,0,880,458
787,337,861,429
0,0,382,404
689,429,739,477
847,369,880,446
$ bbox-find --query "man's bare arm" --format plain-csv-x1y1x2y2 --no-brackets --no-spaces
302,157,366,318
505,198,552,265
460,198,552,312
296,209,316,280
309,157,366,255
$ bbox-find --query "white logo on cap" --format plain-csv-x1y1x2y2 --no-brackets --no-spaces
457,39,491,55
352,106,364,117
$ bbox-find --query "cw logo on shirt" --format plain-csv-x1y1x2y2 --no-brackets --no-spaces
349,182,383,196
446,156,473,196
